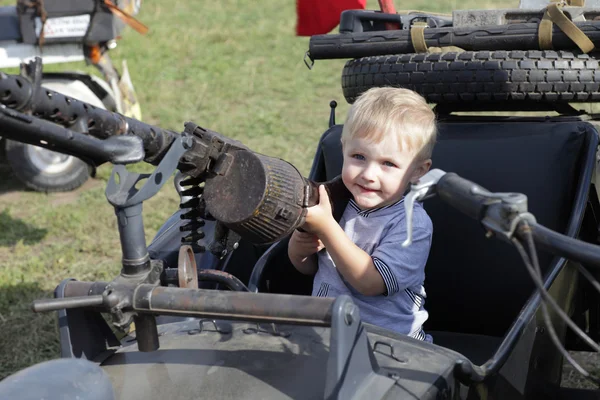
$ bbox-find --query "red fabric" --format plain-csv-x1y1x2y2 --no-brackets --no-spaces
296,0,367,36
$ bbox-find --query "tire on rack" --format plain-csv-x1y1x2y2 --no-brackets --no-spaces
4,139,92,193
341,50,600,104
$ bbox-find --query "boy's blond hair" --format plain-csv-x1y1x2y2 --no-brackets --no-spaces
341,87,437,160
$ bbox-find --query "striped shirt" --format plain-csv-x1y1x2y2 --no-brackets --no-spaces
312,198,433,341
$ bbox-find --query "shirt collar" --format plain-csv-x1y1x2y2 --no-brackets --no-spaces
348,197,405,218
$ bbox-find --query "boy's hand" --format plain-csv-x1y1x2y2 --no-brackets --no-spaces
288,229,324,275
303,185,335,235
289,230,324,258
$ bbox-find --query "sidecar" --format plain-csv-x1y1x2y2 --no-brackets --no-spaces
1,0,599,395
16,100,593,400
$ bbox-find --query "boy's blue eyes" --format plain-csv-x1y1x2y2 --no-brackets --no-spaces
350,154,397,168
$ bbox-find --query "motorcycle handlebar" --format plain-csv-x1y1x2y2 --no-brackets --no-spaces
422,170,600,270
528,224,600,269
436,172,490,221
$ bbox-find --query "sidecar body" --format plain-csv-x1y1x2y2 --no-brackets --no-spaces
35,103,599,400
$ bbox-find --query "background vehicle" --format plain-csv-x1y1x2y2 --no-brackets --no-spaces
0,0,144,192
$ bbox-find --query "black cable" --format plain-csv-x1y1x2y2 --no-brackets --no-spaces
514,225,600,352
522,229,600,385
576,263,600,296
513,237,598,385
512,231,600,386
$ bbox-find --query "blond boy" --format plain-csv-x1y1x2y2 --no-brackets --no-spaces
288,87,437,341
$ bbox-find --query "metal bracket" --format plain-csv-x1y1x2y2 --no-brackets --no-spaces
55,279,120,361
325,295,395,400
243,323,291,338
304,51,315,70
194,319,233,335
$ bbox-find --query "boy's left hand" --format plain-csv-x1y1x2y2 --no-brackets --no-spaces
302,185,335,235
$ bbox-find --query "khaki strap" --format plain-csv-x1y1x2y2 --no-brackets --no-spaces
428,46,465,53
548,2,594,52
538,2,594,53
538,9,554,49
568,0,585,6
410,23,428,53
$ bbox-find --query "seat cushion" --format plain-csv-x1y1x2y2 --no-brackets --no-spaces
423,118,587,336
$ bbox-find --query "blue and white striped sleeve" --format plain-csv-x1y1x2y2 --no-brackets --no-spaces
371,219,432,297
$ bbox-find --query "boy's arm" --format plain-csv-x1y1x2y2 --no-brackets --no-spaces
302,186,385,296
288,230,323,275
317,222,386,296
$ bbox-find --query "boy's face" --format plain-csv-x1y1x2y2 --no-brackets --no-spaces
341,136,431,210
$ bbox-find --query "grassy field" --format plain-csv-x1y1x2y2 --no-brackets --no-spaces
2,0,596,390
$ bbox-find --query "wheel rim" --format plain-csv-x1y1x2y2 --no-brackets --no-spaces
26,145,75,175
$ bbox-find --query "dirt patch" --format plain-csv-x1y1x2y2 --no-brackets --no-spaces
48,178,103,206
0,177,103,205
562,351,600,389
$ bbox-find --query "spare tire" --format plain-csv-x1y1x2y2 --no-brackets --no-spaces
341,50,600,104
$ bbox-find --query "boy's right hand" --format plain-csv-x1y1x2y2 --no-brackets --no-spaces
289,230,324,258
288,230,324,275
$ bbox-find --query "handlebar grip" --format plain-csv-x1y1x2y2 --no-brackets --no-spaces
436,173,490,221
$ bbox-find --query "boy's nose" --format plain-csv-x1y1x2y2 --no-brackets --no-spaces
360,165,377,182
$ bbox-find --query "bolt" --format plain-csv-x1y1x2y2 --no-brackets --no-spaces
388,372,399,380
344,304,357,325
233,242,239,250
537,326,545,334
182,136,194,149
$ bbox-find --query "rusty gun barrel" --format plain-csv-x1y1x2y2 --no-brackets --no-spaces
45,280,335,327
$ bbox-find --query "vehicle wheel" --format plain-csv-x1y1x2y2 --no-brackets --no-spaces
4,140,91,192
341,50,600,104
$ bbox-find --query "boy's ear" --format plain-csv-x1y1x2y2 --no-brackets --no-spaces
410,158,432,184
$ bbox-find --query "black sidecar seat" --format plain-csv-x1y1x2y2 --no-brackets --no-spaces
248,114,598,365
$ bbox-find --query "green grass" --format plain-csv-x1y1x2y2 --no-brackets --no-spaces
0,0,524,379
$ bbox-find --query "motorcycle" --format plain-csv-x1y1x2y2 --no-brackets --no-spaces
0,59,598,399
0,0,145,192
